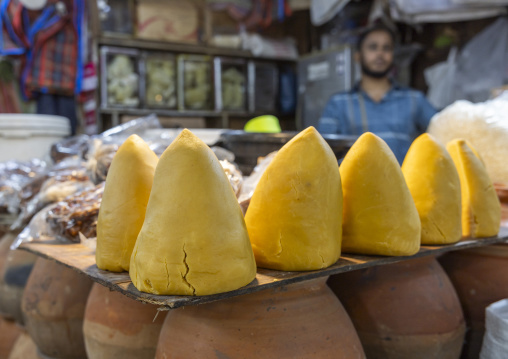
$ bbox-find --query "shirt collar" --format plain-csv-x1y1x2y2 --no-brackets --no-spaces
351,79,401,93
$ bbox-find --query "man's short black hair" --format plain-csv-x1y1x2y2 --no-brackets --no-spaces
357,24,396,51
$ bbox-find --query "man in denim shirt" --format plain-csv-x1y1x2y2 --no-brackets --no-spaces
318,25,437,164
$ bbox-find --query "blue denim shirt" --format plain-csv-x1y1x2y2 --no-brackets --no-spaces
318,83,437,164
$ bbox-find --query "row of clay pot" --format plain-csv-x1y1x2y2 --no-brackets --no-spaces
0,317,23,358
13,256,468,359
7,330,42,359
1,236,508,358
0,231,38,324
21,258,365,359
439,245,508,359
328,256,466,359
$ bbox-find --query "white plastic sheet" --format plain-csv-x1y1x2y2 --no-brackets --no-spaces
310,0,351,26
241,33,298,60
428,94,508,185
424,47,458,110
389,0,507,23
455,17,508,103
451,0,508,5
425,18,508,108
480,299,508,359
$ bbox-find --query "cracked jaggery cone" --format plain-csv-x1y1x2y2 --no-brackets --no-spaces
446,139,501,238
245,127,343,271
402,133,462,245
340,132,421,256
129,129,256,296
96,135,158,272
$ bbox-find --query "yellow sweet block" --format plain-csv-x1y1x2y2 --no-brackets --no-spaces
96,135,158,272
446,139,501,238
245,127,342,271
130,129,256,295
340,132,421,256
402,134,462,245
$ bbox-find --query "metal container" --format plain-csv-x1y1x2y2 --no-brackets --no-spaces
297,46,356,129
248,61,279,113
214,57,248,112
140,52,177,109
219,130,357,174
100,47,141,109
177,55,214,111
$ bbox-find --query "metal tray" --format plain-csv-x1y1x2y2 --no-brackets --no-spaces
219,130,357,174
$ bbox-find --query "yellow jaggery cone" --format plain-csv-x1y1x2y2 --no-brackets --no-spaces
446,139,501,238
340,132,421,256
402,134,462,245
245,127,342,271
130,129,256,296
96,135,158,272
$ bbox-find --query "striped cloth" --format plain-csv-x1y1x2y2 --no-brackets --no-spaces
0,0,84,99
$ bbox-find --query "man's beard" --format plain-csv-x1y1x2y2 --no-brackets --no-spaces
360,59,393,79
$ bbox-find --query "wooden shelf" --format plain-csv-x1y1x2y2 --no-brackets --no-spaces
18,227,508,310
99,107,256,129
97,36,296,63
100,107,224,118
100,107,293,120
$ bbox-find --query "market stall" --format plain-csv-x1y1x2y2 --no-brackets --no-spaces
0,110,506,358
1,0,508,358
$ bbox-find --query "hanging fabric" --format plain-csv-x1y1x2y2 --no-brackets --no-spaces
0,0,86,99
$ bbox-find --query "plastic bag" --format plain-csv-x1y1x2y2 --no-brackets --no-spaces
97,113,162,141
390,0,507,23
11,184,103,249
46,183,104,243
0,159,47,215
211,146,235,162
85,115,166,183
11,158,94,230
237,151,277,214
311,0,351,26
480,299,508,359
241,33,298,59
428,95,508,185
424,47,458,110
455,17,508,103
11,204,58,249
220,160,243,197
50,135,90,164
85,139,119,184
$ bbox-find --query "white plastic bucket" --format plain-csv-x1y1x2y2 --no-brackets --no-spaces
0,114,70,162
480,298,508,359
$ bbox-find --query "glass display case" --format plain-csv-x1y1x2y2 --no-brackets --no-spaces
178,55,214,111
248,61,279,113
214,57,248,112
141,52,177,109
100,47,141,108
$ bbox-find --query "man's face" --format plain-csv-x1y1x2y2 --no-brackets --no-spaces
357,30,394,79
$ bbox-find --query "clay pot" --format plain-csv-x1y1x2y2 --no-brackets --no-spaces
21,258,93,359
494,183,508,225
327,256,466,359
8,331,42,359
84,283,167,359
438,245,508,359
155,277,366,358
0,317,23,358
0,230,36,323
0,231,13,273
